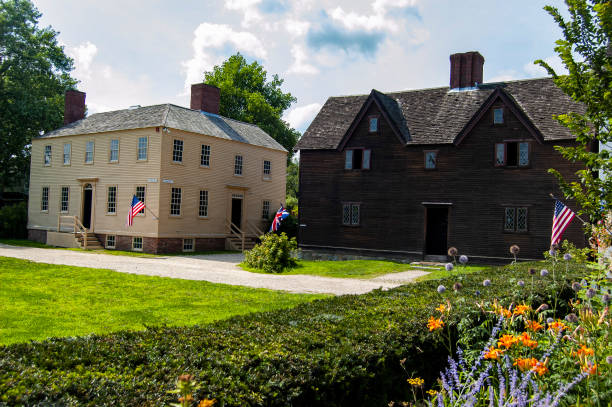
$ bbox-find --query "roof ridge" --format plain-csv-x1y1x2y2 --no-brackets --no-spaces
165,104,262,129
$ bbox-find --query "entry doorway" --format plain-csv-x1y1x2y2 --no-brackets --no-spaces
231,194,243,231
82,184,93,229
425,206,449,255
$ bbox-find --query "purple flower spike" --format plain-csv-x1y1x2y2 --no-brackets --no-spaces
437,285,446,294
459,255,468,264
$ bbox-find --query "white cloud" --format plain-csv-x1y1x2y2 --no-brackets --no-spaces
287,44,318,75
224,0,263,27
66,41,98,80
372,0,421,14
488,70,521,83
407,27,429,45
524,56,568,77
284,102,322,131
284,19,310,37
329,6,395,32
181,23,267,91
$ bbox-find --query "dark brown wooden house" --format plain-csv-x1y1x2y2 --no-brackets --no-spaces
296,51,586,262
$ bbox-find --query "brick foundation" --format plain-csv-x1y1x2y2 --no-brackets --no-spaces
28,229,48,244
94,234,225,254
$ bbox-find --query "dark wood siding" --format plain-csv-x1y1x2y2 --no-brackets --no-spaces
299,99,585,261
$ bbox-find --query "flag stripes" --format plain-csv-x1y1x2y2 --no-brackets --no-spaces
551,200,575,246
127,195,145,227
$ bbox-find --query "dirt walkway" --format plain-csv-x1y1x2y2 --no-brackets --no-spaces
0,244,429,295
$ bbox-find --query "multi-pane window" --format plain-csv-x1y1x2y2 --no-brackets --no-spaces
495,142,529,167
60,187,69,212
106,235,116,249
493,108,504,124
234,155,243,175
137,137,148,160
85,141,94,163
201,144,210,167
342,203,360,226
132,236,143,251
110,139,119,162
262,200,271,219
263,160,271,178
135,186,146,214
345,149,371,170
504,207,528,232
172,139,183,163
369,117,378,132
107,186,117,214
199,190,208,217
183,238,194,252
170,187,182,216
63,143,71,165
425,151,437,169
44,145,52,166
41,187,49,211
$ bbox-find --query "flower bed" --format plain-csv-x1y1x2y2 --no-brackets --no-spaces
0,261,589,406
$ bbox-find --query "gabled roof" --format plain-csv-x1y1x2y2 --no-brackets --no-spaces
296,77,584,150
39,104,287,152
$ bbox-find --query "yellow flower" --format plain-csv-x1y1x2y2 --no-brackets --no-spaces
498,334,518,349
427,316,444,331
483,346,504,360
513,304,531,316
435,304,447,313
426,389,438,396
407,377,425,387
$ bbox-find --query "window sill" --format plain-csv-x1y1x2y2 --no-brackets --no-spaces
84,162,94,165
132,248,143,252
137,159,148,163
106,246,116,250
200,165,210,169
106,213,117,216
109,161,119,164
171,161,184,165
169,214,182,218
342,224,361,227
234,174,243,177
198,216,209,220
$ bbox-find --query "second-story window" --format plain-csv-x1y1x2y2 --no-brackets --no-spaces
137,137,148,160
263,160,271,179
173,139,183,163
85,141,94,164
234,155,243,175
201,144,210,167
425,151,437,169
110,139,119,162
135,186,146,214
495,142,529,167
63,143,71,165
170,187,182,216
44,145,52,166
345,149,371,170
107,186,117,214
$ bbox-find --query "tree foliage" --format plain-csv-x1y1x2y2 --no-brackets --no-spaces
0,0,76,194
203,53,300,156
536,0,612,222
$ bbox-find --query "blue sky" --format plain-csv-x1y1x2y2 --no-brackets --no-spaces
33,0,568,133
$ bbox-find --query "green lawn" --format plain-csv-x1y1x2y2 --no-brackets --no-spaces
0,256,327,345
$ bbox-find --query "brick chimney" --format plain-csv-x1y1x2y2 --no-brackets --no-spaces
449,51,484,89
64,90,86,125
190,83,220,114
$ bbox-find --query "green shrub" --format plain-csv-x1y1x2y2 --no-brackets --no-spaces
244,232,298,273
0,202,27,238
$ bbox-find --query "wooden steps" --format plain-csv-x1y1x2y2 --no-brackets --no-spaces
75,234,104,250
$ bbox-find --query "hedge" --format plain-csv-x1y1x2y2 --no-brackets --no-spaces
0,261,587,406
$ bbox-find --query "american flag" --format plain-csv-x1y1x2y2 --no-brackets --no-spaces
551,200,575,246
127,195,145,226
269,205,290,232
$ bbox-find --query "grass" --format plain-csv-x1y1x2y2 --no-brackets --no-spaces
0,256,328,345
241,259,489,279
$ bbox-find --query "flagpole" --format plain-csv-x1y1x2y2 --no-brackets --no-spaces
145,206,159,220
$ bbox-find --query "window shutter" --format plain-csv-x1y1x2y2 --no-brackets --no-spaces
362,149,371,169
345,150,353,170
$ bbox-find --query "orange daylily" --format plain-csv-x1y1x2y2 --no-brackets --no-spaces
547,320,567,332
576,344,595,357
484,347,504,360
435,303,447,313
525,320,543,332
498,334,518,349
583,363,598,375
513,304,531,316
518,332,538,349
427,316,444,331
513,357,538,372
532,360,549,376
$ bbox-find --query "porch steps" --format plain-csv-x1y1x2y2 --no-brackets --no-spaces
226,236,258,252
75,234,104,250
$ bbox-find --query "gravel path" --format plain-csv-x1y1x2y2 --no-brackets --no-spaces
0,244,429,295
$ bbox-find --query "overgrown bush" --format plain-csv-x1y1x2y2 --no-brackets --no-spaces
244,232,298,273
0,202,27,238
0,261,589,406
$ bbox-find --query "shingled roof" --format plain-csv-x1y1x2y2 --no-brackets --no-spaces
296,77,583,150
39,104,287,152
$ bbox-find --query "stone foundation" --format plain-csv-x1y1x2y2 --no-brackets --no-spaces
27,229,47,244
298,247,420,263
95,234,225,254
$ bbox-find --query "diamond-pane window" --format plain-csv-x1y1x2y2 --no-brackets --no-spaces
519,142,529,166
351,204,360,225
504,208,515,231
517,208,528,232
495,143,505,166
342,203,360,225
342,204,351,225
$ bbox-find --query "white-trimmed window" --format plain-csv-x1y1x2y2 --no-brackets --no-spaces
107,186,117,214
60,187,69,213
198,190,208,217
137,137,148,160
504,207,528,232
234,155,243,175
345,149,371,170
342,203,360,226
41,187,49,211
170,187,182,216
262,200,271,219
263,160,271,179
63,143,71,165
369,117,378,132
106,235,116,249
495,142,529,167
493,108,504,124
200,144,210,167
85,141,94,164
44,145,52,166
183,238,194,252
425,151,437,169
110,139,119,162
135,186,146,214
132,236,143,251
172,139,183,163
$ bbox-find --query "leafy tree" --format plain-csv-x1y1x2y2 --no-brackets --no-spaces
536,0,611,222
203,53,300,157
0,0,76,196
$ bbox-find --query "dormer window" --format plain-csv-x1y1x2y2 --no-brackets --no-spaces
345,148,371,170
369,117,378,132
493,108,504,124
495,142,529,167
424,151,437,170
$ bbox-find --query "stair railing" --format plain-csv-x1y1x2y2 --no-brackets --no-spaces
225,220,246,251
73,216,88,249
